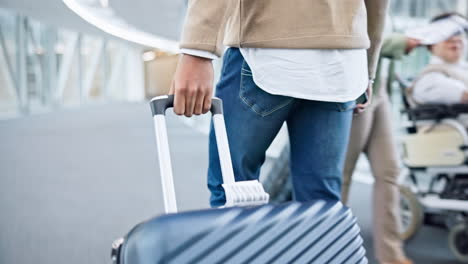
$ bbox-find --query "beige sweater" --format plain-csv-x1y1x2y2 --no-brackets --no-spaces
180,0,389,78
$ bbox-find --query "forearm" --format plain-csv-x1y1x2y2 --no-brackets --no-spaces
380,33,408,59
180,0,229,57
365,0,390,79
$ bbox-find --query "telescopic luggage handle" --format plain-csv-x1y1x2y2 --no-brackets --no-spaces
150,95,269,214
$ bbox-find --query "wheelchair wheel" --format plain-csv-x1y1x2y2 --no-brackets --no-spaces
448,222,468,263
398,185,423,240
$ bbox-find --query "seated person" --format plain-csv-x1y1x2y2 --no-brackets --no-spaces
412,13,468,105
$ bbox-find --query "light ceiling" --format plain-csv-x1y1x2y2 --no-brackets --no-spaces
110,0,186,41
1,0,186,50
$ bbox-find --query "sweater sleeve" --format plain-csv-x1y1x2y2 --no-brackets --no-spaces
179,0,229,57
365,0,390,79
380,33,407,60
180,49,218,60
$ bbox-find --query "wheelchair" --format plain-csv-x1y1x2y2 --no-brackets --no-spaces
396,76,468,263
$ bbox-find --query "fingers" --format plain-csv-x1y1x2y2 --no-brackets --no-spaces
203,94,212,114
353,104,367,115
173,83,186,116
184,85,212,117
184,86,197,117
194,86,213,116
174,83,212,117
194,88,206,115
361,100,370,108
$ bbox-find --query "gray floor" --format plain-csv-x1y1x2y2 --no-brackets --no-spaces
0,103,461,264
349,182,459,264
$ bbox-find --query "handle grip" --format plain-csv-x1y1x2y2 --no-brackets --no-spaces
150,95,223,116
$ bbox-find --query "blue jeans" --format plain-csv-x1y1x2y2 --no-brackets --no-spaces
208,48,355,207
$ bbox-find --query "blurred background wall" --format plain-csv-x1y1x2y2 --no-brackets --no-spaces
0,0,467,120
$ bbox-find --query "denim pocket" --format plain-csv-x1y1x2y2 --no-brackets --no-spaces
239,60,294,117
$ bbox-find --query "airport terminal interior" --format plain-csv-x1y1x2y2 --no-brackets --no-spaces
1,0,468,263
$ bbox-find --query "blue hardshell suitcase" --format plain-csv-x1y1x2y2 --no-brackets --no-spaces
111,96,368,264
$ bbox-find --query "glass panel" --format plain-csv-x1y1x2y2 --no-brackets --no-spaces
0,8,145,118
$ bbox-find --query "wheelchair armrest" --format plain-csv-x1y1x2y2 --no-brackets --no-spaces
405,104,455,121
450,104,468,115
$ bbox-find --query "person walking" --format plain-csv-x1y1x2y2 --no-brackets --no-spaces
341,33,421,264
172,1,389,210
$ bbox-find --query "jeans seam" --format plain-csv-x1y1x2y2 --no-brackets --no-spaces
241,65,252,74
239,65,294,117
241,62,253,76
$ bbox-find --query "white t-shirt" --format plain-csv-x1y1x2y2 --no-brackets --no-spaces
239,48,368,102
413,56,468,105
181,48,368,102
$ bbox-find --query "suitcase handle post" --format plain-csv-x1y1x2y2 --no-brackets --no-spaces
150,95,236,213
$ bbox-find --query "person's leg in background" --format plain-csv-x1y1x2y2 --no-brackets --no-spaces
208,48,295,207
341,102,376,204
287,100,354,202
366,93,409,264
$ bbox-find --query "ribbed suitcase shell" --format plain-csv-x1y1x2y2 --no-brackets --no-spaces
117,200,367,264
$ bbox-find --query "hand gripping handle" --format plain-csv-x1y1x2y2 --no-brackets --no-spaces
149,95,236,213
150,94,223,116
